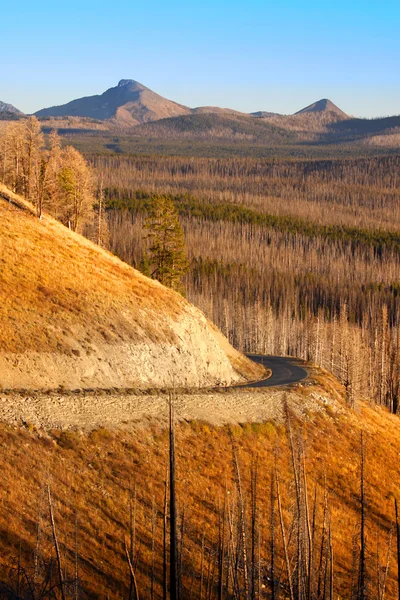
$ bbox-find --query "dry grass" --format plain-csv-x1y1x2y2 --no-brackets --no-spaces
0,184,263,387
0,185,194,354
0,393,398,598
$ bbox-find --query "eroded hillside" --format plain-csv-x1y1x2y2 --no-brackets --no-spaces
0,185,263,390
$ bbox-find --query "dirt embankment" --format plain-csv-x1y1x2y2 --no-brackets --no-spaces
0,187,264,391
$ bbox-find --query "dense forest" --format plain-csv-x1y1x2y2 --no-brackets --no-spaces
35,127,400,159
91,154,400,411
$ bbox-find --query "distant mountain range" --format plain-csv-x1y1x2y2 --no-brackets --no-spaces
32,79,350,125
1,80,400,152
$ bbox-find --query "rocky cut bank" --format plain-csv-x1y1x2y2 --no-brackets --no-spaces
0,185,264,391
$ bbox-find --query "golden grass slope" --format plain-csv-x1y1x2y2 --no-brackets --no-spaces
0,184,263,390
0,379,398,598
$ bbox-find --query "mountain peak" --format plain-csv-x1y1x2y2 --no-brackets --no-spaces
0,101,24,116
34,79,190,124
295,98,348,117
118,79,138,87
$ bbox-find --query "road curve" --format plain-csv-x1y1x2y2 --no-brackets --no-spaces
239,355,308,388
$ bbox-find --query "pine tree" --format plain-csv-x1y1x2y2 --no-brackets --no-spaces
144,196,189,293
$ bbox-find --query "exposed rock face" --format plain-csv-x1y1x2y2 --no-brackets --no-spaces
0,185,264,391
0,304,256,390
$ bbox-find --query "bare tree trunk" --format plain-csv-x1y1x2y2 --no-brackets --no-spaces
227,493,240,600
303,456,313,600
276,468,295,600
125,539,140,600
270,469,276,600
230,434,249,599
317,483,329,600
170,393,179,600
357,432,367,600
47,485,66,600
250,459,258,600
163,469,168,600
128,482,137,600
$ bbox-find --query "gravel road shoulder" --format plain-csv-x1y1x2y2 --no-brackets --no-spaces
0,381,344,432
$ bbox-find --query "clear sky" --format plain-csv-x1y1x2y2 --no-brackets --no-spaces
2,0,400,117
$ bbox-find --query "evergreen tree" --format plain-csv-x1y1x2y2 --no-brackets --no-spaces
144,195,189,293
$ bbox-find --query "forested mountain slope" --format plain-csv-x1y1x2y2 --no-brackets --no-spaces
95,153,400,412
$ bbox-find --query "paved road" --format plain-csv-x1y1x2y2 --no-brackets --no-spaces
239,355,308,388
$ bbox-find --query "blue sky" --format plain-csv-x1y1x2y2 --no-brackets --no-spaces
2,0,399,117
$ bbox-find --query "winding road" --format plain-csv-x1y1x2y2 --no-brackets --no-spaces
241,355,308,388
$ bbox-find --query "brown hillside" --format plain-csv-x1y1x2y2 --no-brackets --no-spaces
34,79,191,127
0,380,398,598
0,184,263,390
0,101,24,117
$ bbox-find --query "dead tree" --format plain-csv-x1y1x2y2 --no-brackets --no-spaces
357,433,367,600
47,485,66,600
169,393,179,600
230,433,249,599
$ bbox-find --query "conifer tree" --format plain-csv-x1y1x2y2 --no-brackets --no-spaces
144,195,189,293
